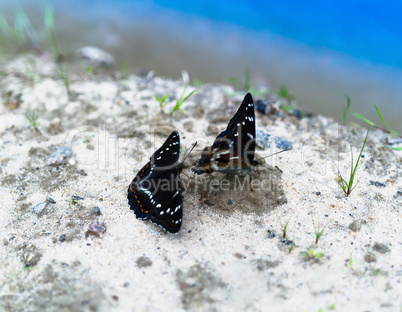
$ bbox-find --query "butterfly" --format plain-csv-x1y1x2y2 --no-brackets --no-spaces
127,131,182,233
192,93,256,175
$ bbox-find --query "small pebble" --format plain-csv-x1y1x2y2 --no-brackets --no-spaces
92,206,101,215
255,129,292,150
88,221,107,237
123,282,130,288
369,180,386,188
204,200,214,206
281,239,294,246
71,195,84,201
256,99,268,114
32,202,48,216
228,199,233,205
77,46,116,68
47,146,73,166
265,230,276,238
59,234,66,242
292,109,303,118
46,196,56,204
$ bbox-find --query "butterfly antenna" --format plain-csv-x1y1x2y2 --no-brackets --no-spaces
178,142,197,169
261,148,289,159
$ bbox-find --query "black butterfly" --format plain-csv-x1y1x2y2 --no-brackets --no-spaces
127,131,182,233
192,93,256,175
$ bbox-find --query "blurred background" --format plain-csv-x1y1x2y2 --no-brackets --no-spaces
1,0,402,132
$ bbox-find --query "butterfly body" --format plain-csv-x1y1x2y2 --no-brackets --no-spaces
192,93,256,175
128,131,182,233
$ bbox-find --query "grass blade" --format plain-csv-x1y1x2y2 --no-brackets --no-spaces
44,5,54,30
170,85,198,115
350,112,375,126
342,94,351,124
348,127,370,193
337,127,370,196
374,103,398,136
181,89,198,104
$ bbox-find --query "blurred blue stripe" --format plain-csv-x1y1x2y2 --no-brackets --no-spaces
148,0,402,68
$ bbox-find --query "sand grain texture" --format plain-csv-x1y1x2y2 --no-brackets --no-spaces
0,55,401,312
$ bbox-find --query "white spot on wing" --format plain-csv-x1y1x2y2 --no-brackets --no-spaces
156,204,161,208
247,133,253,139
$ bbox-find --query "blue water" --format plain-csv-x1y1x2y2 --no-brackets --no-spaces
2,0,402,131
150,0,402,68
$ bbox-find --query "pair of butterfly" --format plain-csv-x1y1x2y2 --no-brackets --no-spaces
127,93,256,233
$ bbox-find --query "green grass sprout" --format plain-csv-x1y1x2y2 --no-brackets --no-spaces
349,249,363,271
373,103,399,137
300,248,324,261
279,101,293,113
25,109,40,131
317,304,336,312
345,98,401,149
342,94,351,124
171,85,198,116
68,198,78,205
279,216,291,239
311,214,327,245
287,241,295,253
278,84,295,101
337,127,370,196
155,94,168,113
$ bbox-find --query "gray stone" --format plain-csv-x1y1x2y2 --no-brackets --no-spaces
256,129,292,150
77,46,116,68
47,146,73,166
32,202,49,216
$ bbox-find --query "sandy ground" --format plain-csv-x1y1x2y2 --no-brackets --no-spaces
0,54,401,312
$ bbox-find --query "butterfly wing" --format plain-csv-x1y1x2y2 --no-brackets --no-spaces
192,93,255,174
128,131,182,233
224,92,255,165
